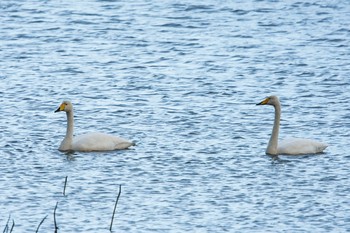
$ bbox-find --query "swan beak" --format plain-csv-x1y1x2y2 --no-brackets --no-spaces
256,97,270,105
54,103,65,113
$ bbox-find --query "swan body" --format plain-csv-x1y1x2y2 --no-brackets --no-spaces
257,96,327,155
278,138,328,155
55,101,134,152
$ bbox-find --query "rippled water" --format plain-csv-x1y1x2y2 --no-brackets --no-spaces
1,0,350,232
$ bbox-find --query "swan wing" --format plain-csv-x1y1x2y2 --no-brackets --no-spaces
278,138,328,155
72,132,134,152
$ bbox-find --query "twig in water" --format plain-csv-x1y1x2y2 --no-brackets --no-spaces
109,185,122,232
3,214,10,233
63,176,68,196
54,202,59,233
9,220,14,233
36,215,48,233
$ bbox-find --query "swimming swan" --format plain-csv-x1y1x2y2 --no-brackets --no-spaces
55,101,134,152
257,96,327,155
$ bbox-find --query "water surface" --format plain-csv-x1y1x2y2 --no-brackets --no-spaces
1,0,349,232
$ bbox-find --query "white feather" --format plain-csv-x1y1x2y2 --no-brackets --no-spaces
55,101,134,152
257,96,327,155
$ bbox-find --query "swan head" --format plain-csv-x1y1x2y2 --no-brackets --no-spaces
55,101,73,113
256,95,279,106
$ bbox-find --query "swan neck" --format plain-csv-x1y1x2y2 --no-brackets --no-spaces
59,110,74,151
66,110,74,139
266,102,281,155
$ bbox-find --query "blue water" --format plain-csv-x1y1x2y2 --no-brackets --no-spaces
1,0,350,232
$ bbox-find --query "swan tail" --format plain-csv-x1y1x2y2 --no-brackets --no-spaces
316,143,328,153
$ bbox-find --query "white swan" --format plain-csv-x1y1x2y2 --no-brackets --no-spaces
257,96,327,155
55,101,134,152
